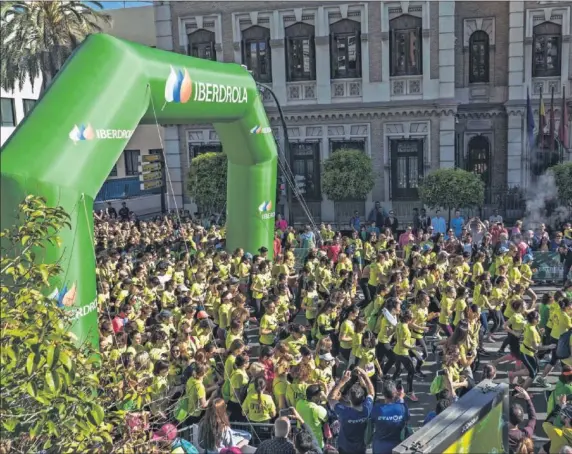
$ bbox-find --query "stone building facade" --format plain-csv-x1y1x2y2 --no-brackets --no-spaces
154,1,572,224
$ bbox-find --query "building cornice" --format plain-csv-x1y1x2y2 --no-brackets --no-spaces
264,100,459,121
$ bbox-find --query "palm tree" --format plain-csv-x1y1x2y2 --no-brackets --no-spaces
0,1,111,92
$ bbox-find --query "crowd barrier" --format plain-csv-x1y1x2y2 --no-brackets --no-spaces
393,381,509,454
292,248,567,282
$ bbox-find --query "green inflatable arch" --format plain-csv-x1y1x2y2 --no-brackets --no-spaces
0,34,277,346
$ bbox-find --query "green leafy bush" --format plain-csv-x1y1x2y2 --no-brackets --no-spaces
549,162,572,205
322,149,375,201
0,196,153,453
187,152,227,214
418,168,485,210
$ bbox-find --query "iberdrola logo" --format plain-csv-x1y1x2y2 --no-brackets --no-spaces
165,66,192,104
49,283,78,308
258,201,273,212
250,125,272,135
69,124,95,143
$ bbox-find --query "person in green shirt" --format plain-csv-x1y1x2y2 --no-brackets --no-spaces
295,384,328,448
184,363,209,425
226,354,250,421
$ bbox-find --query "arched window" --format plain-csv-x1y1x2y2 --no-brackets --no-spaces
241,26,271,83
389,14,422,77
467,135,491,186
329,19,361,79
532,21,561,77
285,22,316,82
188,29,216,61
469,31,489,83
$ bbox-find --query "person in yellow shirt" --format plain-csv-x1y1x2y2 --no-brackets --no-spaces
313,302,336,341
511,311,557,390
301,281,320,336
493,299,527,369
438,286,456,337
243,377,277,423
338,305,359,362
283,324,308,359
218,291,233,334
382,310,418,401
226,354,250,421
259,300,279,346
354,331,381,381
368,252,386,299
376,298,399,369
411,291,438,369
184,363,209,425
539,298,572,387
452,287,468,330
225,319,244,350
471,252,485,284
224,339,246,380
542,395,572,454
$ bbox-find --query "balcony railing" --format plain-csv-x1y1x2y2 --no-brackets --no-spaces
286,81,317,102
331,79,362,101
95,176,161,202
390,76,423,96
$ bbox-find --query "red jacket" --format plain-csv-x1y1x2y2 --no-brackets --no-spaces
274,238,282,257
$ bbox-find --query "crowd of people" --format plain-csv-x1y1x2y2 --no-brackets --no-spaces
94,202,572,454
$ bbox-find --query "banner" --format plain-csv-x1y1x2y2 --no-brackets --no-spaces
532,251,564,281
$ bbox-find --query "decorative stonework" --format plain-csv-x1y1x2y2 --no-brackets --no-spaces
266,108,458,122
233,41,240,51
463,17,495,47
360,33,369,42
269,39,284,48
214,43,223,52
381,31,390,41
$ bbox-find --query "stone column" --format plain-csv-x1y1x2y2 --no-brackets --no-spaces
154,2,184,210
438,1,455,99
269,11,287,105
315,6,331,104
507,1,525,187
439,113,456,168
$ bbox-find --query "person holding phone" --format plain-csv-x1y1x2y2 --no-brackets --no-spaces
328,368,374,454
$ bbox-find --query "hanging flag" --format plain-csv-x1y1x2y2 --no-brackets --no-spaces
526,87,535,150
550,86,556,151
560,85,569,149
539,89,546,150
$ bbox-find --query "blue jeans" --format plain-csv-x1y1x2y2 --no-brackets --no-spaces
480,312,489,335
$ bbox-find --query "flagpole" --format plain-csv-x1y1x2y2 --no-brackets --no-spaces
550,86,555,152
539,88,545,151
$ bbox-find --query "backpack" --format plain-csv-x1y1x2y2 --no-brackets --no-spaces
430,370,445,395
556,329,572,359
171,438,199,454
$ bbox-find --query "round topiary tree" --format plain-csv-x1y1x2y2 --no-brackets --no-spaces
187,152,227,216
322,149,375,226
418,168,485,218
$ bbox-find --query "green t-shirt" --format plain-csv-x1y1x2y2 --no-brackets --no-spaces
295,399,328,448
243,392,276,422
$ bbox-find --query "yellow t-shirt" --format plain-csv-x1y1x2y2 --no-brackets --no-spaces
339,319,355,350
394,322,414,356
411,305,428,340
304,291,319,320
226,331,243,350
453,298,467,326
186,377,206,417
286,381,309,408
218,302,232,330
224,354,237,380
259,313,278,345
284,334,307,356
551,311,572,339
243,392,276,422
315,313,332,340
377,317,396,344
520,324,541,357
439,297,453,325
273,375,289,408
508,313,527,335
229,369,249,403
472,262,484,282
355,345,376,377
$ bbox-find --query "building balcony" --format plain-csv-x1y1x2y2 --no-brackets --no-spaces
95,176,161,202
532,77,565,97
330,78,363,103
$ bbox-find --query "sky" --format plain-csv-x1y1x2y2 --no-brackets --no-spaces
99,1,153,9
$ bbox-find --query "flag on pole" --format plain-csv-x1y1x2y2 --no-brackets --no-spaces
550,86,555,151
560,85,569,149
526,87,535,150
539,89,546,150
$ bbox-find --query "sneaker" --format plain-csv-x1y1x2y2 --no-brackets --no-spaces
415,371,426,379
407,393,419,402
535,377,550,388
